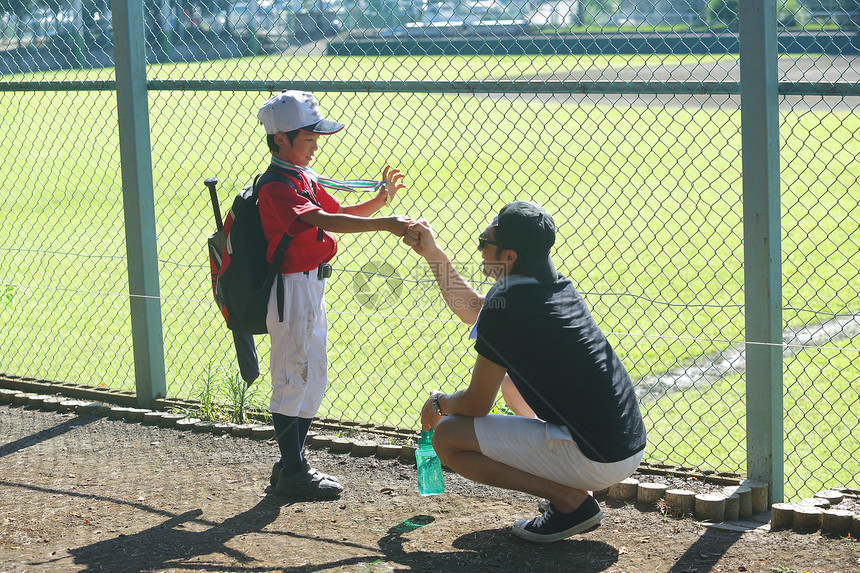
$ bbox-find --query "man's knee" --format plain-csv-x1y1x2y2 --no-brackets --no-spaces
432,416,479,464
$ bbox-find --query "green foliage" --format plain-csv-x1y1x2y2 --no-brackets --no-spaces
197,361,224,421
490,403,514,416
190,362,265,423
578,0,607,28
224,371,253,424
777,0,811,27
707,0,811,28
707,0,738,28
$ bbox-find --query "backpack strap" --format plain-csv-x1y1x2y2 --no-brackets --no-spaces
264,167,326,242
254,170,300,324
272,235,291,324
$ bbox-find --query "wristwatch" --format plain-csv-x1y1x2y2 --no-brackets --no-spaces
432,394,444,416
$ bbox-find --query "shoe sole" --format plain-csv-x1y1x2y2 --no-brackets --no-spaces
273,487,343,500
274,476,344,500
271,463,341,487
273,478,344,500
511,509,604,543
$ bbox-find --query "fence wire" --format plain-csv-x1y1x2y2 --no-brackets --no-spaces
1,0,858,499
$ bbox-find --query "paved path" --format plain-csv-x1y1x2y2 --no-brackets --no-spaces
635,311,860,401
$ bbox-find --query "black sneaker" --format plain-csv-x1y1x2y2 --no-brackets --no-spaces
274,466,343,500
512,497,603,543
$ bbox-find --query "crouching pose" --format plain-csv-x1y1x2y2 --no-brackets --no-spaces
404,201,646,542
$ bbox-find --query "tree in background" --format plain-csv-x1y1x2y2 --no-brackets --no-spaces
777,0,811,27
706,0,737,29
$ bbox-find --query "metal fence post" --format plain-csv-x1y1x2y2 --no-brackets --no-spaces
111,0,167,406
739,0,784,504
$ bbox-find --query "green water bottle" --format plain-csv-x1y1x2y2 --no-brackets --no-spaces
416,430,444,495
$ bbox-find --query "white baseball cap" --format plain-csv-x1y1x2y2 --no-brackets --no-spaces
257,90,345,135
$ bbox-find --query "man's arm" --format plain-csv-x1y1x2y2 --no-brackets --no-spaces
406,219,483,324
421,354,506,430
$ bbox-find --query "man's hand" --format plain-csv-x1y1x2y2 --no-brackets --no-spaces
403,221,421,247
421,389,445,431
377,165,406,206
402,218,442,259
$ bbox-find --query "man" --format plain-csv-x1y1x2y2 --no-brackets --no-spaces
404,201,646,542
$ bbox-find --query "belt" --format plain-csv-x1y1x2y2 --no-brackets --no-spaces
302,263,333,280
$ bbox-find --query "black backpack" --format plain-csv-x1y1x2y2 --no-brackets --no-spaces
206,169,300,382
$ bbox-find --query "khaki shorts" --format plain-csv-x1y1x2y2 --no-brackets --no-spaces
474,414,644,491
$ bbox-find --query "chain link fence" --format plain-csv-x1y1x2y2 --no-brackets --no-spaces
1,0,858,499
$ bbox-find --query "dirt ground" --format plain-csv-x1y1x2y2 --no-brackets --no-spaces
1,404,858,573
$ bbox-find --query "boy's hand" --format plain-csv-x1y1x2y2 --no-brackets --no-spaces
378,165,406,206
384,215,412,237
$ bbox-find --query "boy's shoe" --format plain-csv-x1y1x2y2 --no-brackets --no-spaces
301,459,340,485
270,460,341,488
274,465,343,500
512,497,603,543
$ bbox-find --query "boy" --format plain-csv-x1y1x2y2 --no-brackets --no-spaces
256,90,411,499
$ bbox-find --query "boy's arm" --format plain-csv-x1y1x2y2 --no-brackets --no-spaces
339,165,405,217
408,219,484,324
338,193,386,218
299,209,411,236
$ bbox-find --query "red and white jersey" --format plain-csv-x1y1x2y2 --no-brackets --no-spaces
257,166,341,273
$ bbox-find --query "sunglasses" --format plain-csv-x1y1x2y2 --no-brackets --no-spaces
477,232,501,249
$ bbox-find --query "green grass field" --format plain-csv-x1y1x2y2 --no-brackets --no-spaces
1,53,858,498
642,337,860,498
